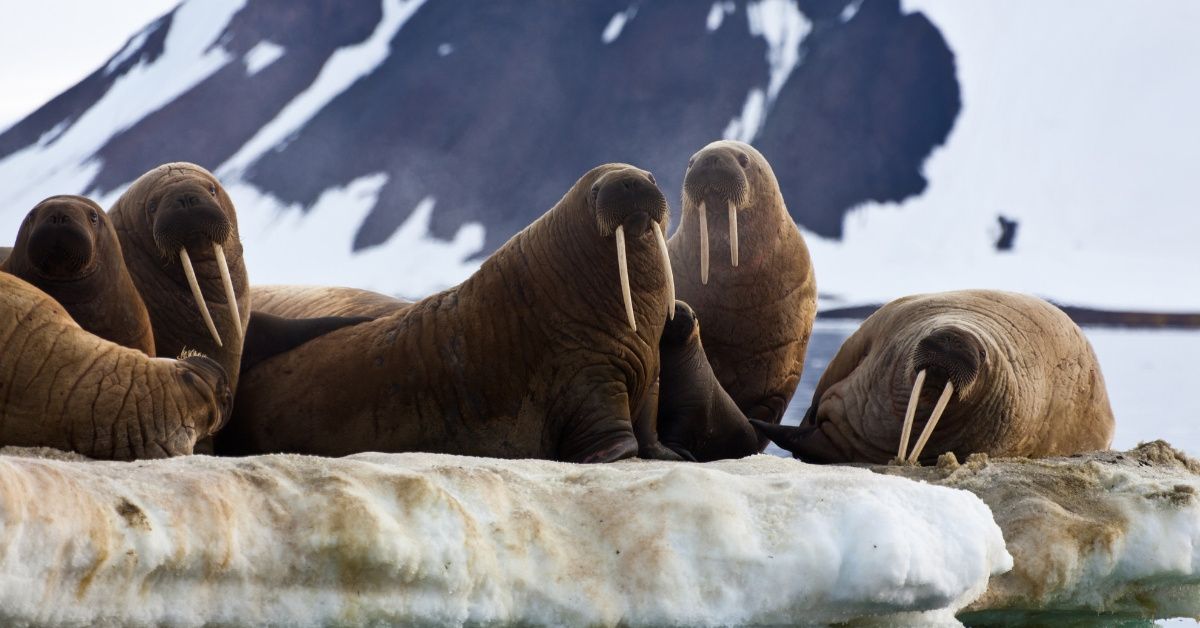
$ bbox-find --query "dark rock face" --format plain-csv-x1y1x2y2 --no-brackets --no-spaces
0,0,960,253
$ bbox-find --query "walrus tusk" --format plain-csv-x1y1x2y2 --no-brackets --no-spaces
907,380,955,464
898,368,927,462
728,199,739,268
699,199,709,285
213,243,242,342
615,225,636,332
179,248,222,348
655,223,675,320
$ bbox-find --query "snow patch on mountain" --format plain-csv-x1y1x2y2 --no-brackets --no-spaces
724,0,810,144
602,6,638,45
104,26,154,76
218,0,427,179
242,41,285,76
234,174,482,298
706,2,737,32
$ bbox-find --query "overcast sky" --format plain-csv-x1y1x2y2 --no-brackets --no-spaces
0,0,177,130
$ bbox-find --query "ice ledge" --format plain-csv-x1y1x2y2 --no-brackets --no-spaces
0,450,1006,626
874,441,1200,623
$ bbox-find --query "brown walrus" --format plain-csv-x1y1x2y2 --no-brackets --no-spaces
1,195,155,354
0,273,231,459
668,140,817,447
222,164,677,461
250,284,411,319
109,163,250,389
754,290,1116,464
656,301,760,462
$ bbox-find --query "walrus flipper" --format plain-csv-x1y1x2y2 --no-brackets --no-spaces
749,419,833,462
240,311,373,374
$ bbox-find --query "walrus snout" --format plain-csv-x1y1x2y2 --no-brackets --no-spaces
179,354,233,435
683,145,752,284
151,182,243,349
911,328,984,392
27,205,97,278
591,170,667,236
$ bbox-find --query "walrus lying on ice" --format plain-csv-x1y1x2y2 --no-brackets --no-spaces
0,273,231,459
2,196,155,354
755,290,1115,464
669,140,817,449
223,164,679,462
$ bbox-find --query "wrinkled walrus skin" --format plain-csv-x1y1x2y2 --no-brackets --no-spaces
669,140,817,449
250,284,411,319
2,195,155,355
224,164,676,462
0,273,231,459
756,290,1115,464
109,163,251,390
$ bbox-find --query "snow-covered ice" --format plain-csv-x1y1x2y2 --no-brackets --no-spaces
0,450,1008,626
878,442,1200,621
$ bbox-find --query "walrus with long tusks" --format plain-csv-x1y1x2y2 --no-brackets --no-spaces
669,140,817,448
2,195,155,354
754,290,1115,464
221,164,677,461
109,163,368,393
109,163,251,389
0,273,231,459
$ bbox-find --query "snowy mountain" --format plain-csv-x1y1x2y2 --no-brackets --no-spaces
1,0,1196,311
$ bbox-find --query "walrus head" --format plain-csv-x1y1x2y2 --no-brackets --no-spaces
126,162,245,349
12,196,108,282
682,140,782,284
586,165,675,330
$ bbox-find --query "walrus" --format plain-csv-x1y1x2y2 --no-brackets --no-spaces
250,284,411,319
109,163,250,389
108,163,366,392
1,195,155,354
668,140,817,447
754,290,1115,464
656,301,760,461
0,273,231,459
221,164,677,461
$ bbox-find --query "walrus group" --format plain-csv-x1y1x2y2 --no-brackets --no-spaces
0,141,1115,464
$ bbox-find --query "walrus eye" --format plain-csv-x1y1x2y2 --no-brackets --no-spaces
646,173,657,185
737,153,750,168
209,184,217,197
590,183,600,204
89,209,99,225
147,202,157,215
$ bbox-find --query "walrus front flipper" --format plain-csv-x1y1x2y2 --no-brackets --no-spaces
240,311,373,374
750,419,847,464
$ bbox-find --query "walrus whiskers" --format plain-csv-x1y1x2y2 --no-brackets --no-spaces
654,223,675,320
699,199,709,285
213,243,242,341
728,199,739,267
897,368,927,461
179,248,222,347
615,224,636,332
906,380,955,463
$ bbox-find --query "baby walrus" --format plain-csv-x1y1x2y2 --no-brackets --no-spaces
224,164,677,462
754,290,1115,464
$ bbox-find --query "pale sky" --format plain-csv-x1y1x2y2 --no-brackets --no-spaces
0,0,178,131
